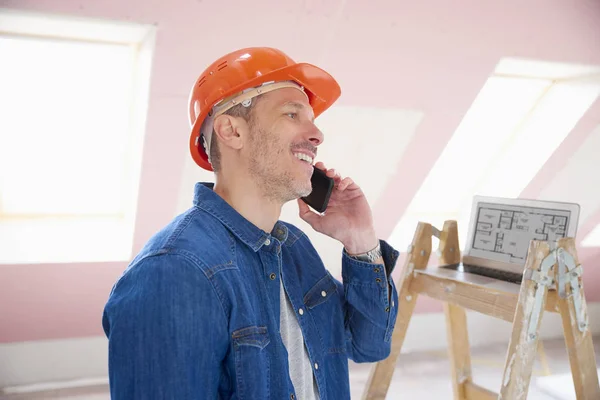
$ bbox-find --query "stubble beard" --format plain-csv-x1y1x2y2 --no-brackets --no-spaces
247,126,312,204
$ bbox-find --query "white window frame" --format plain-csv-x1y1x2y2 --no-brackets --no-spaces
0,9,156,264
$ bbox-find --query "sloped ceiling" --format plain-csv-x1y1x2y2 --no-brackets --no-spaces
1,0,600,342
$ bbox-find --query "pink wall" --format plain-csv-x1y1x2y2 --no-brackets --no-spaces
1,0,600,343
1,263,125,342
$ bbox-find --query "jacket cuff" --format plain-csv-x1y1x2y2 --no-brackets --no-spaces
341,239,400,284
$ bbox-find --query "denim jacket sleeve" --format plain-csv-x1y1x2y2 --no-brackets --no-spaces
338,239,400,363
102,253,229,399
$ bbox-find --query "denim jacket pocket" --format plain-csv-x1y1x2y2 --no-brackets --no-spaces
303,273,346,355
303,273,337,310
232,325,271,400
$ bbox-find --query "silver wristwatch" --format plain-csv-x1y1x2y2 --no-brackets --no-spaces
346,243,382,263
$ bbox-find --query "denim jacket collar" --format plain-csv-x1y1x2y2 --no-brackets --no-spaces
192,182,290,251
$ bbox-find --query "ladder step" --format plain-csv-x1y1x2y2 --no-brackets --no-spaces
465,382,498,400
412,269,558,322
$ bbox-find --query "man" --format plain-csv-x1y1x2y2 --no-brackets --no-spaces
102,47,399,400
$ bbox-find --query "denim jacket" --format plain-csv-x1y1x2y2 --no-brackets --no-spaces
102,182,399,400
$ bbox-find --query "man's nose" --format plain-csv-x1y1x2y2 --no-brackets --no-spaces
306,123,324,147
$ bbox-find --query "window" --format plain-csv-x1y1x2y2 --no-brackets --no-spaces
535,124,600,245
582,224,600,247
0,10,156,264
388,58,600,250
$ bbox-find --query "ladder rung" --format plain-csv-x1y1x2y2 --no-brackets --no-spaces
465,382,498,400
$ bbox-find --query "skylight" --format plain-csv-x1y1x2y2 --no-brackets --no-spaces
388,58,600,251
581,224,600,247
0,10,156,264
535,124,600,245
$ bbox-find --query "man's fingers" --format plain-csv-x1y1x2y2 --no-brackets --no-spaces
326,168,343,188
337,177,354,191
297,199,322,226
314,161,326,171
314,163,350,189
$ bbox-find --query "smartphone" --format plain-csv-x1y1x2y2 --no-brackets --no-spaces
301,166,335,213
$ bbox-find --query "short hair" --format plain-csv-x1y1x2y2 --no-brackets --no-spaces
208,98,260,173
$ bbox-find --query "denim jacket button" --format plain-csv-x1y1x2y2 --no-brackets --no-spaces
290,394,295,400
321,290,327,297
264,238,271,246
298,308,304,315
314,362,319,370
270,273,276,280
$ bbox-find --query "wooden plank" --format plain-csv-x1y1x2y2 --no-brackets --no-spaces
556,238,600,399
412,269,559,322
438,220,462,266
464,382,497,400
412,271,517,322
500,240,550,400
444,303,471,400
439,221,473,400
362,222,433,400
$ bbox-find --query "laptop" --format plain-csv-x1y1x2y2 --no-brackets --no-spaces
442,195,580,284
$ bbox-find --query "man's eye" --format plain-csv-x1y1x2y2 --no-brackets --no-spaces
286,112,297,119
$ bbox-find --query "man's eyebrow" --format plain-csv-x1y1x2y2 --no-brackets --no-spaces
281,101,315,121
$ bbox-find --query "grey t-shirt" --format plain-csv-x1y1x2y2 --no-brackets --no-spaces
279,276,320,400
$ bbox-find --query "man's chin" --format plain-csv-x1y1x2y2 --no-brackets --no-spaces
299,180,313,197
298,189,312,199
288,182,312,202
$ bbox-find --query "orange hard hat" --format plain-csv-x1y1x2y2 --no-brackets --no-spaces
188,47,341,171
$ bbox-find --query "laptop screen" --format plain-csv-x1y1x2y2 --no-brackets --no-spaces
462,196,580,275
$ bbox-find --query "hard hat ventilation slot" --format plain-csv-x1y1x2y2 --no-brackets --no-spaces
217,61,228,71
198,76,206,87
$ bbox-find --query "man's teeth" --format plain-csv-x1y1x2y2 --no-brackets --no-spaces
294,153,314,164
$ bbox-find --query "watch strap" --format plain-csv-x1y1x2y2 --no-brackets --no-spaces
345,243,382,263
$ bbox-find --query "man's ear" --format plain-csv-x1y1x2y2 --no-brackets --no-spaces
213,114,248,150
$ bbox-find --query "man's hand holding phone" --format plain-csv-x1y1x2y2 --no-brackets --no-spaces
298,162,379,255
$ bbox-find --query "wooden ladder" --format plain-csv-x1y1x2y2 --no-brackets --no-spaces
362,220,599,399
